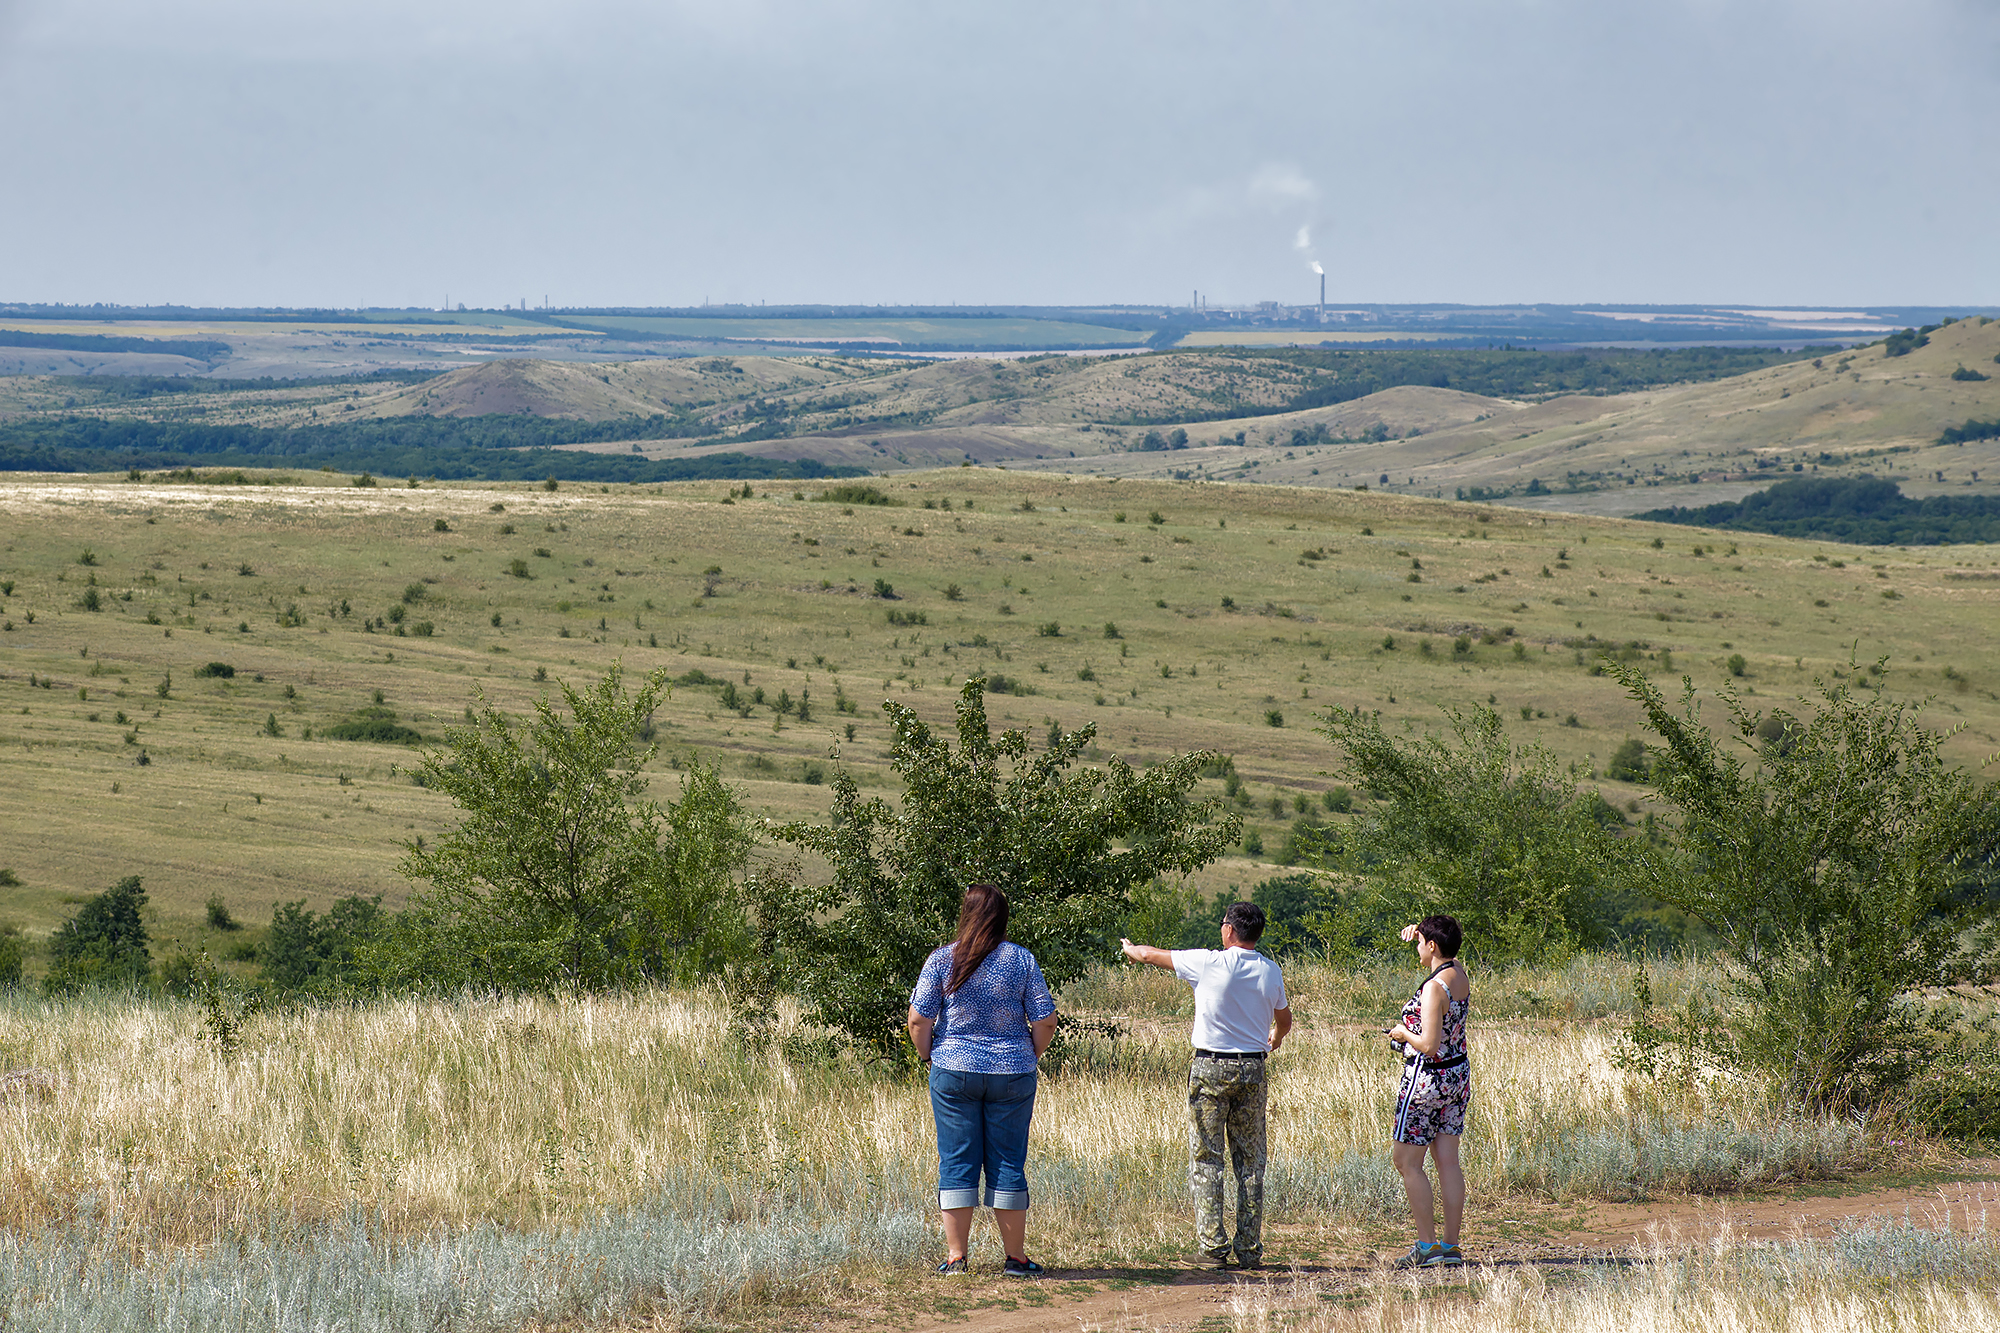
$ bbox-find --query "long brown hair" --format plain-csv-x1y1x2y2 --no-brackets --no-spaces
945,883,1009,994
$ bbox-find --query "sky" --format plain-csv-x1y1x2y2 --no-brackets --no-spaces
2,0,1996,310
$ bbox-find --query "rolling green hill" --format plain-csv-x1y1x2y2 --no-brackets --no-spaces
1,467,1995,965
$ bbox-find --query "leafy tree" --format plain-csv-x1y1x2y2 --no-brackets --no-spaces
1607,737,1651,782
44,875,152,993
1313,706,1632,963
0,925,25,988
761,680,1239,1055
260,895,385,994
1612,663,2000,1111
366,665,753,992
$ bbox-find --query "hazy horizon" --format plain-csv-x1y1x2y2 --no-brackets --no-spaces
3,0,1995,311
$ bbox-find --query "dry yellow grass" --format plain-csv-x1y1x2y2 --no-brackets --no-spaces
0,977,1864,1259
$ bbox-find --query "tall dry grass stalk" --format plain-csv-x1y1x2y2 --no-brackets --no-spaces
0,969,1886,1329
1222,1220,2000,1333
2,975,1863,1261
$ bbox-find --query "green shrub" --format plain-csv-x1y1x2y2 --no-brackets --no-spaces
366,665,754,993
760,679,1238,1056
0,925,25,988
262,895,385,995
1315,705,1634,964
1607,737,1651,783
817,483,893,506
321,707,424,745
193,662,235,678
1613,663,2000,1112
43,875,152,994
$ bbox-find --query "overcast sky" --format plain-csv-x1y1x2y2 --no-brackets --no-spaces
2,0,1995,310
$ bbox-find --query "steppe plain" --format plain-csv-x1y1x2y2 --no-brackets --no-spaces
2,458,1996,958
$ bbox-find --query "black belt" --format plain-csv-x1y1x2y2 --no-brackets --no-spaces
1405,1053,1468,1072
1193,1049,1266,1060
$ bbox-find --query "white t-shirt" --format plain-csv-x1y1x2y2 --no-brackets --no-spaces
1170,947,1288,1053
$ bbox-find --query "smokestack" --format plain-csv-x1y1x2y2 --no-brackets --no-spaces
1319,270,1325,321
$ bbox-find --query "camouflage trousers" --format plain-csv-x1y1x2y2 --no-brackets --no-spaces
1187,1055,1268,1262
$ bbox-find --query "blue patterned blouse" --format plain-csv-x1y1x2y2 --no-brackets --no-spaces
909,941,1056,1075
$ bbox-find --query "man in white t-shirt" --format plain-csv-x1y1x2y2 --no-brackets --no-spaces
1122,901,1292,1270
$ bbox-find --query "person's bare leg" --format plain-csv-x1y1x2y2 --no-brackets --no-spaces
940,1207,975,1261
994,1208,1028,1260
1391,1141,1435,1245
1430,1137,1464,1246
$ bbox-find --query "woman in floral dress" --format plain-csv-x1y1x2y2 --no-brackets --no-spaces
1383,914,1470,1268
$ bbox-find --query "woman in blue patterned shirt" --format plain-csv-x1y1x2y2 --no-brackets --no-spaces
907,883,1059,1277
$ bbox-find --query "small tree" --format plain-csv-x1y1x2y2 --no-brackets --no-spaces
1314,705,1632,963
0,925,25,988
369,665,753,992
261,896,384,995
763,679,1239,1055
1613,662,2000,1111
44,875,152,993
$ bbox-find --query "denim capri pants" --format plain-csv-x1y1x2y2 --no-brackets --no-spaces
929,1066,1038,1210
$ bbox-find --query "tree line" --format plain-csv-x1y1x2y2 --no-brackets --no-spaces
0,329,233,360
0,414,868,483
1638,477,2000,545
9,656,1996,1131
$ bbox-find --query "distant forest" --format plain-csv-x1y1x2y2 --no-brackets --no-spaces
1638,477,2000,545
1125,345,1821,425
0,414,865,484
0,329,231,361
1255,345,1818,404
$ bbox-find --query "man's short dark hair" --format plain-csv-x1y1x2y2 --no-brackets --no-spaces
1222,901,1265,945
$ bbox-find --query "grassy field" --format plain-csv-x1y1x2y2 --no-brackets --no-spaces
1,467,1997,957
0,317,563,340
1178,330,1468,346
550,314,1150,348
0,953,1920,1330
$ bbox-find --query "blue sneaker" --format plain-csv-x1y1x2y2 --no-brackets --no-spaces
1002,1256,1044,1278
1394,1243,1445,1270
936,1257,968,1276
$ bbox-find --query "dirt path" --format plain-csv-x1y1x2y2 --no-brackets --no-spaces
844,1161,2000,1333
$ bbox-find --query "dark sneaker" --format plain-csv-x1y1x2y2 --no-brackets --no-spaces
1002,1256,1044,1278
936,1257,968,1276
1433,1244,1464,1267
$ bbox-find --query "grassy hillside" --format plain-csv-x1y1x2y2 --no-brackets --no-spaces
2,468,1996,966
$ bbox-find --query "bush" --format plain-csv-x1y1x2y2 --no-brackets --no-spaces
43,875,151,993
321,707,424,745
205,894,241,931
818,483,893,506
1883,327,1929,357
1315,705,1634,963
1727,653,1747,677
761,679,1239,1055
0,925,25,988
194,662,235,678
367,665,754,992
1614,662,2000,1112
262,895,385,995
1607,737,1651,783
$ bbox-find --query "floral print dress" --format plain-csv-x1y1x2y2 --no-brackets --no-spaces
1392,964,1470,1145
